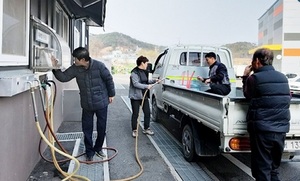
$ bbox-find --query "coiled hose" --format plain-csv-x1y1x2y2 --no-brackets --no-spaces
29,78,162,181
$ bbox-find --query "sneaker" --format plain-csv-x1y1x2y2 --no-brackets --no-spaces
95,150,106,158
86,155,93,162
132,130,137,138
143,128,154,135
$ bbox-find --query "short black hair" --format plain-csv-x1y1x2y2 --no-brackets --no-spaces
72,47,91,61
253,48,273,65
136,56,149,66
205,52,216,59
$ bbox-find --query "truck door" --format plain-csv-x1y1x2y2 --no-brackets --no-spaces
151,50,167,110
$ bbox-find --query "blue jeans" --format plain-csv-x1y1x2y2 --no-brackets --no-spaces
82,106,108,157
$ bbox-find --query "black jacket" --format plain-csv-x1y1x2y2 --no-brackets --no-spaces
244,65,290,133
208,61,230,85
52,59,115,111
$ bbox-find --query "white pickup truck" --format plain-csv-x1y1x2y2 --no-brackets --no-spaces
149,45,300,161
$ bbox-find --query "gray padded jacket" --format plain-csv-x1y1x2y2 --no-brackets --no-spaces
129,67,156,100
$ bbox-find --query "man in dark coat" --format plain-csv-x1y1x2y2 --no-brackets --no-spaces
52,47,115,161
197,52,231,95
242,48,291,181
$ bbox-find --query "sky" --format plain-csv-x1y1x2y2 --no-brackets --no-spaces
90,0,277,46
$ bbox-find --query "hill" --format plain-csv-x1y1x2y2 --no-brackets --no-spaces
90,32,256,58
89,32,167,73
223,42,257,65
89,32,257,73
90,32,166,50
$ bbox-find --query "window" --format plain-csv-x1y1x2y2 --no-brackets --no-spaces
179,52,208,66
153,51,167,74
153,54,165,75
55,4,69,42
286,73,298,79
263,29,268,36
179,52,222,67
0,0,29,66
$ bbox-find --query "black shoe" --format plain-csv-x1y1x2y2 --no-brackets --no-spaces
95,150,106,158
86,155,93,161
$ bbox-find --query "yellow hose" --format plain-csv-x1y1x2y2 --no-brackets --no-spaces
31,83,90,181
112,87,154,181
48,83,90,181
31,78,162,181
35,122,87,181
112,80,163,181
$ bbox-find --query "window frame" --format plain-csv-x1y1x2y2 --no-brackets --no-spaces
179,51,222,67
55,4,69,42
0,0,30,66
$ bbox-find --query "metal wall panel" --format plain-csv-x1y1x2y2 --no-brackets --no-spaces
63,89,82,122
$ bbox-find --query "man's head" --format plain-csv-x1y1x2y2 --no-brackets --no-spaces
136,56,149,70
252,48,273,71
72,47,91,67
205,52,216,66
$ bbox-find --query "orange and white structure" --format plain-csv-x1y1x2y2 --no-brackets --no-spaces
250,0,300,73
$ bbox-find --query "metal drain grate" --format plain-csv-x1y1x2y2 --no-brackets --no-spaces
56,131,98,141
55,131,107,181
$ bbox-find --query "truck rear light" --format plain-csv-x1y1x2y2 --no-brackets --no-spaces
229,137,251,151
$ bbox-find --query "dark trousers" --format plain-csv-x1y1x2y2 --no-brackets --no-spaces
249,132,286,181
130,99,150,131
206,84,231,95
82,106,108,157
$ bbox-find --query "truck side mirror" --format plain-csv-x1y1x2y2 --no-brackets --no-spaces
147,63,153,73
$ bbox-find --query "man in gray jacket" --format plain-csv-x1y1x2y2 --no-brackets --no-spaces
52,47,115,161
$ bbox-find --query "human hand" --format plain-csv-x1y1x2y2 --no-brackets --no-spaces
109,97,114,103
204,78,211,84
244,65,252,76
197,76,204,82
51,55,58,67
156,79,162,84
147,84,153,89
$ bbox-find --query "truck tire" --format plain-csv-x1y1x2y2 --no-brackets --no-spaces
182,124,196,162
151,97,161,122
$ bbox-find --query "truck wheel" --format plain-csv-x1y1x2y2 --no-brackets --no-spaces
182,124,195,162
151,97,160,122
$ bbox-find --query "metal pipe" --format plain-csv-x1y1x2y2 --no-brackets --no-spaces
27,81,39,122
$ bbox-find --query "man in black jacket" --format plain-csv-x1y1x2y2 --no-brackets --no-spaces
197,52,231,95
242,48,290,181
52,47,115,161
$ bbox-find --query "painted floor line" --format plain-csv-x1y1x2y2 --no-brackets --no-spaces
103,138,110,181
222,153,254,179
122,96,182,181
67,138,81,173
121,95,218,181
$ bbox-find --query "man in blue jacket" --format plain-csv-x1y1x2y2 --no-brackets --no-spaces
242,48,290,181
52,47,115,161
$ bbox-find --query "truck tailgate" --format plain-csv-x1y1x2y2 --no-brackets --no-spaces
287,96,300,137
